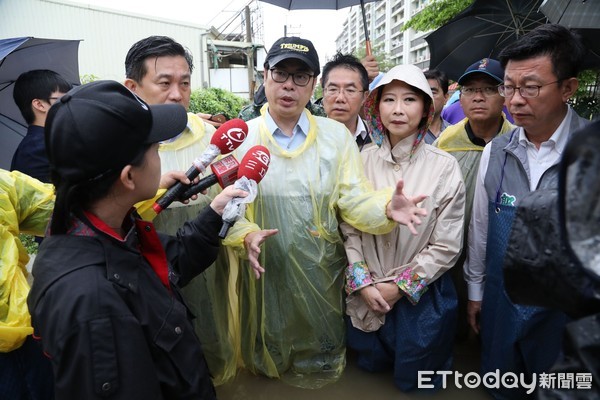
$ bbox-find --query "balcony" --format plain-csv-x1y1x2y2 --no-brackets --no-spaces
392,3,404,14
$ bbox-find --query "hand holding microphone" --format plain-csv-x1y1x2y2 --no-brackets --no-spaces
219,145,271,239
153,119,248,214
178,154,239,200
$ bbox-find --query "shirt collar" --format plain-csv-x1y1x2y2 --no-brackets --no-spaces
518,106,572,153
81,210,135,241
265,108,310,137
354,116,368,140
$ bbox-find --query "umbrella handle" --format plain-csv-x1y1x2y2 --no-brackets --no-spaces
360,0,371,56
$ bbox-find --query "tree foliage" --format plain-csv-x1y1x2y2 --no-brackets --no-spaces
20,234,38,254
188,87,249,120
355,44,395,73
79,74,100,84
570,70,600,120
402,0,474,32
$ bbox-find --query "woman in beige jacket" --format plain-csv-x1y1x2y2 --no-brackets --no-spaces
341,65,466,392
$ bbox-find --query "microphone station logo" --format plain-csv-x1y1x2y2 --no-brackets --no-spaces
220,126,247,152
243,147,270,179
418,370,594,394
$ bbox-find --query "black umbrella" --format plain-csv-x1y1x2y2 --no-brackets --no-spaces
258,0,382,55
540,0,600,29
0,37,81,170
539,0,600,67
425,0,547,81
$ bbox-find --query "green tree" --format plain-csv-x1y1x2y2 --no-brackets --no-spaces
20,233,38,254
402,0,474,32
188,87,249,120
355,44,395,73
80,74,99,84
570,70,600,120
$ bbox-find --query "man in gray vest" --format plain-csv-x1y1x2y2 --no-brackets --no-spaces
464,24,590,399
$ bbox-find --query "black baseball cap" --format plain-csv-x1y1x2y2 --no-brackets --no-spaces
265,36,320,76
46,80,187,183
457,58,504,85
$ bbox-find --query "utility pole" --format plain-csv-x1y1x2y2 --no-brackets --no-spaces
245,6,254,100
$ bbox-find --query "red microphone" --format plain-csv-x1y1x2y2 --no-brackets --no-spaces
219,145,271,238
153,119,248,214
179,155,239,200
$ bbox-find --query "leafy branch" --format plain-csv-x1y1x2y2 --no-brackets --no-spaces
402,0,474,32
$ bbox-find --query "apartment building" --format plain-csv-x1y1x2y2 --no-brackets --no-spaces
335,0,432,69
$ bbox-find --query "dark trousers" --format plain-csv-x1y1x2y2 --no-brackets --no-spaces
0,336,54,400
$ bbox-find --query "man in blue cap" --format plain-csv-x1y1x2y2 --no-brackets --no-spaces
434,58,514,339
434,58,515,342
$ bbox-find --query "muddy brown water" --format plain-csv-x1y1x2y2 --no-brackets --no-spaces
216,335,492,400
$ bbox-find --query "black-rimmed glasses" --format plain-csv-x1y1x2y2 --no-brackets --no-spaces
270,68,314,87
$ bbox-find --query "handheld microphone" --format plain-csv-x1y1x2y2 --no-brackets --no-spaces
218,145,271,239
153,119,248,214
179,155,239,200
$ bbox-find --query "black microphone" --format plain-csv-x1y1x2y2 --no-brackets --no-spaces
153,119,248,214
218,145,271,239
179,155,239,200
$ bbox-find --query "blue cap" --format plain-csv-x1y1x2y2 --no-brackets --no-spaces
457,58,504,85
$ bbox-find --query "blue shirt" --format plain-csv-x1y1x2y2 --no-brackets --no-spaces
265,110,309,151
11,125,51,183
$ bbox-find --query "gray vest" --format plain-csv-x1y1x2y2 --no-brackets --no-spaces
484,113,589,205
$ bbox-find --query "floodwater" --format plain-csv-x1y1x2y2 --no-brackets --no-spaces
216,334,492,400
25,256,491,399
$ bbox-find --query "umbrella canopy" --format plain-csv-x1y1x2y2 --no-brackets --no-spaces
540,0,600,29
425,0,547,81
0,37,81,170
539,0,600,65
258,0,382,55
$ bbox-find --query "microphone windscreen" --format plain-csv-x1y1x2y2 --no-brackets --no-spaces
238,145,271,183
210,119,248,154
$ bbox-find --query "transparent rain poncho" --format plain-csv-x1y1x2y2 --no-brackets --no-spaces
147,114,240,386
0,170,54,352
223,106,396,388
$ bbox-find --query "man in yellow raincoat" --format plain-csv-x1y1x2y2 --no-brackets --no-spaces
434,58,514,340
0,169,55,398
223,36,427,389
124,35,239,385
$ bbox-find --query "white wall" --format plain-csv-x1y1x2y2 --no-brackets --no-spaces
0,0,211,88
209,67,251,98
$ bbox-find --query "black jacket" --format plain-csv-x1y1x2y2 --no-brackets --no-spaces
28,207,223,399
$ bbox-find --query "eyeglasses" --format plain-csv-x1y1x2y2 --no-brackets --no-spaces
269,68,314,87
47,96,61,104
498,80,561,98
460,86,500,97
323,87,366,98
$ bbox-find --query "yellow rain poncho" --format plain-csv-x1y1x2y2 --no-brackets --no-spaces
150,113,239,386
223,106,396,388
0,170,54,352
435,116,514,227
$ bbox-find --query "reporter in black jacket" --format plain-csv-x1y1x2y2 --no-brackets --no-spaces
28,80,248,399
